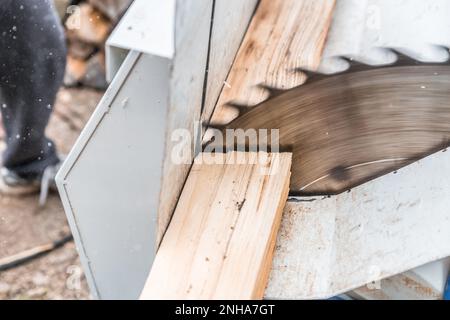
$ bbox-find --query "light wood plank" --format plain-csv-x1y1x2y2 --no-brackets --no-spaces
206,0,336,125
141,152,292,300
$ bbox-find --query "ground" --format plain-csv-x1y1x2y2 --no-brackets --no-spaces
0,88,103,300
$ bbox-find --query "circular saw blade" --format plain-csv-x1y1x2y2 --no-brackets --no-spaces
209,48,450,196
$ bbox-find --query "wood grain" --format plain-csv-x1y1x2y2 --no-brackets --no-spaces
141,152,292,300
206,0,336,126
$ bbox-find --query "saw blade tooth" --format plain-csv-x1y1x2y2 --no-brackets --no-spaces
225,102,254,117
337,55,372,71
431,44,450,63
388,48,421,66
293,67,325,82
257,84,287,98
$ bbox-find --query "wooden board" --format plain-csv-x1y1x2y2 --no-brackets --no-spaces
206,0,336,125
140,152,292,300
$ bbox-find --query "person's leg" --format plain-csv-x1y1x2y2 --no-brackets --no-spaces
0,0,66,182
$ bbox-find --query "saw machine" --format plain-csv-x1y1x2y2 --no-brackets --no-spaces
56,0,450,299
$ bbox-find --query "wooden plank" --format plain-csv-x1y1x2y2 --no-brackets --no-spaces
201,0,259,122
207,0,336,125
140,152,292,300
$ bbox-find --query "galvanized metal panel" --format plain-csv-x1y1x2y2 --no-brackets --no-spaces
107,0,175,59
57,52,171,299
106,0,176,81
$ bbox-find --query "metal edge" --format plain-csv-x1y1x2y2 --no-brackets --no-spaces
105,44,130,83
106,0,176,59
55,50,142,299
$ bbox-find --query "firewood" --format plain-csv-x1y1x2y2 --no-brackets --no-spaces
65,3,110,46
64,56,87,87
81,52,108,89
88,0,133,22
67,39,96,60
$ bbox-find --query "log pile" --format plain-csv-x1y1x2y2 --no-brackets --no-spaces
60,0,133,89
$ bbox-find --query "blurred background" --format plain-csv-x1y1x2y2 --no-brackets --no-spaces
0,0,132,300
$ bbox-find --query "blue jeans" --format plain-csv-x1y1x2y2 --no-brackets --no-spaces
0,0,66,178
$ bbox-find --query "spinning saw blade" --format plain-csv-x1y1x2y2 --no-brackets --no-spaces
206,48,450,196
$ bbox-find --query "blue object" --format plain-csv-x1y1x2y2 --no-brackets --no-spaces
444,273,450,300
444,274,450,301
